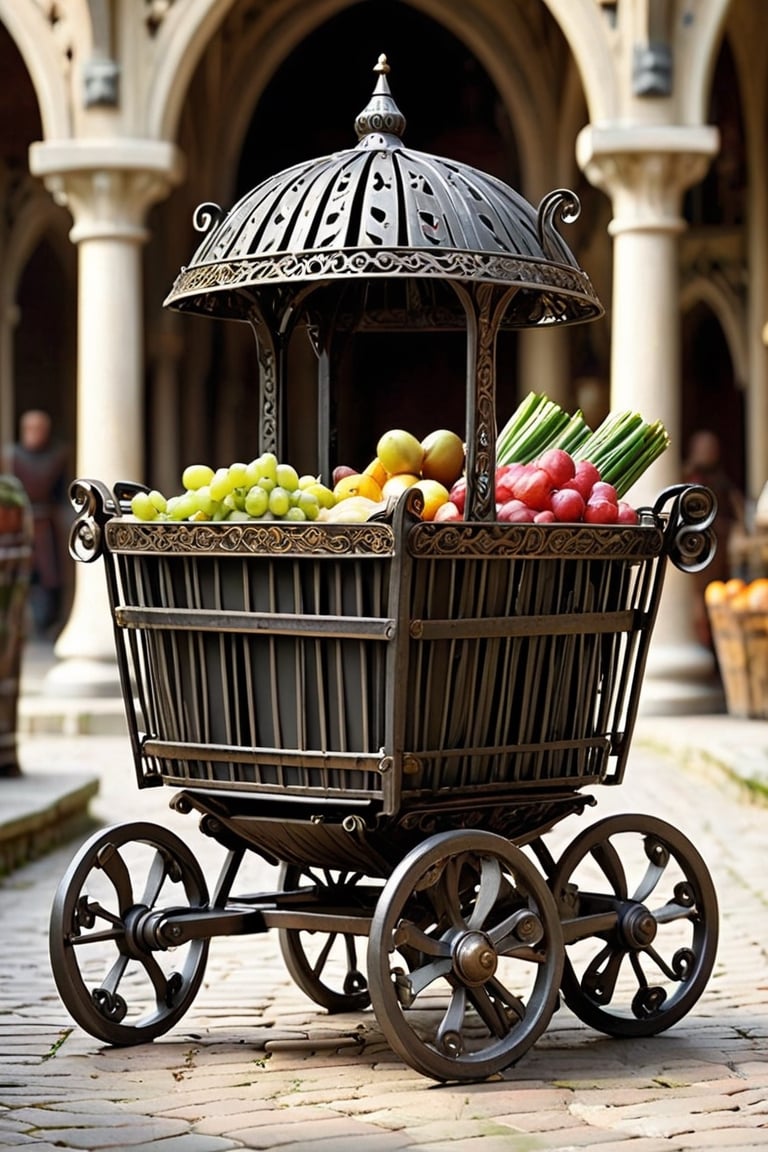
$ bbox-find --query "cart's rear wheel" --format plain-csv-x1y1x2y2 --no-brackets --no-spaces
277,863,374,1012
550,813,718,1037
50,822,209,1046
367,829,563,1082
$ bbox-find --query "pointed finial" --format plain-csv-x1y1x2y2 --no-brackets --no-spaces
354,54,406,144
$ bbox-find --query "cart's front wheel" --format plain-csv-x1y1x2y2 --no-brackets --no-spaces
367,830,563,1082
550,813,718,1037
50,822,210,1046
277,863,375,1013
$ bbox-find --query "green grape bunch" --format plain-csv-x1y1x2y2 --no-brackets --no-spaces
129,454,336,523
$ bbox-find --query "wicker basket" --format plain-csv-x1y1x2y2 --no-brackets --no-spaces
708,602,768,718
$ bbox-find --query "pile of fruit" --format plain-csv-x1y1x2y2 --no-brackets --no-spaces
129,456,336,524
325,427,465,523
705,577,768,613
129,393,668,527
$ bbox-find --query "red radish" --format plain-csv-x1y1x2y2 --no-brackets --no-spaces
536,448,575,489
434,500,462,522
498,499,536,523
564,459,601,499
496,462,524,483
497,461,526,484
551,487,586,522
512,467,553,512
616,501,639,524
590,480,619,505
495,470,521,504
584,497,618,524
534,509,556,524
449,476,467,514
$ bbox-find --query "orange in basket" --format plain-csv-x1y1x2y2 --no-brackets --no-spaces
704,580,726,605
745,577,768,611
705,577,745,605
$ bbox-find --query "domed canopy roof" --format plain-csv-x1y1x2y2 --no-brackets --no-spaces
165,55,602,328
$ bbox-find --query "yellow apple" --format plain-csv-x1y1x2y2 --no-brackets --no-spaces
376,429,424,477
420,429,465,488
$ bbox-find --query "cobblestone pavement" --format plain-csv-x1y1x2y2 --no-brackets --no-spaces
2,730,767,1151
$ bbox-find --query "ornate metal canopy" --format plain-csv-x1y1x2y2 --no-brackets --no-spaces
163,55,605,519
164,55,603,329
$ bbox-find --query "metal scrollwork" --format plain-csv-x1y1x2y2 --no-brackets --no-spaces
536,189,582,267
192,202,226,234
68,479,117,563
653,483,718,573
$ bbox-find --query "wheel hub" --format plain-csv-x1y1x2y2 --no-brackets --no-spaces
619,903,657,948
453,930,497,985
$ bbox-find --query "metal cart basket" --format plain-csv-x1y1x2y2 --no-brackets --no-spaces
49,58,720,1083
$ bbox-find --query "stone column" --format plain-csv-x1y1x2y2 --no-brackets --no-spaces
28,140,183,696
518,326,570,409
576,125,722,713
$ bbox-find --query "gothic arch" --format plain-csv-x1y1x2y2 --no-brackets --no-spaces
0,0,78,139
681,272,748,389
2,185,76,437
147,0,573,202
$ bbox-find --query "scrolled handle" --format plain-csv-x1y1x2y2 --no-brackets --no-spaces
652,483,718,572
68,478,117,563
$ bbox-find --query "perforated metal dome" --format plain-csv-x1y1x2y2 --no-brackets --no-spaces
165,55,603,328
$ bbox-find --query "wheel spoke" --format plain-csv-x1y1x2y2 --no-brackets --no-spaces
140,848,174,907
489,907,544,953
581,942,625,1004
435,984,467,1055
654,900,696,924
98,952,131,997
630,859,665,903
485,976,525,1024
393,919,451,958
401,957,454,999
467,856,502,930
70,927,123,946
634,943,679,982
138,945,182,1004
466,979,523,1038
590,840,627,897
440,855,467,929
96,842,134,911
308,932,336,980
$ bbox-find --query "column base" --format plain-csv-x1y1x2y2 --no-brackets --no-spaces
639,641,726,716
42,656,122,699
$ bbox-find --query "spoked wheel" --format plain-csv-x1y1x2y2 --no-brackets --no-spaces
50,822,210,1046
549,813,718,1037
367,829,564,1082
277,863,376,1012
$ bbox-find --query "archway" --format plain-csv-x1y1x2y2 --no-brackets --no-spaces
681,300,744,496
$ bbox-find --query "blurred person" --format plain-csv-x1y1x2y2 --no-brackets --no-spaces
683,429,745,648
3,409,69,637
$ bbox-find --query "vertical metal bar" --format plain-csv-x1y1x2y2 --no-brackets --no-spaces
312,559,328,757
266,562,285,787
354,560,369,756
